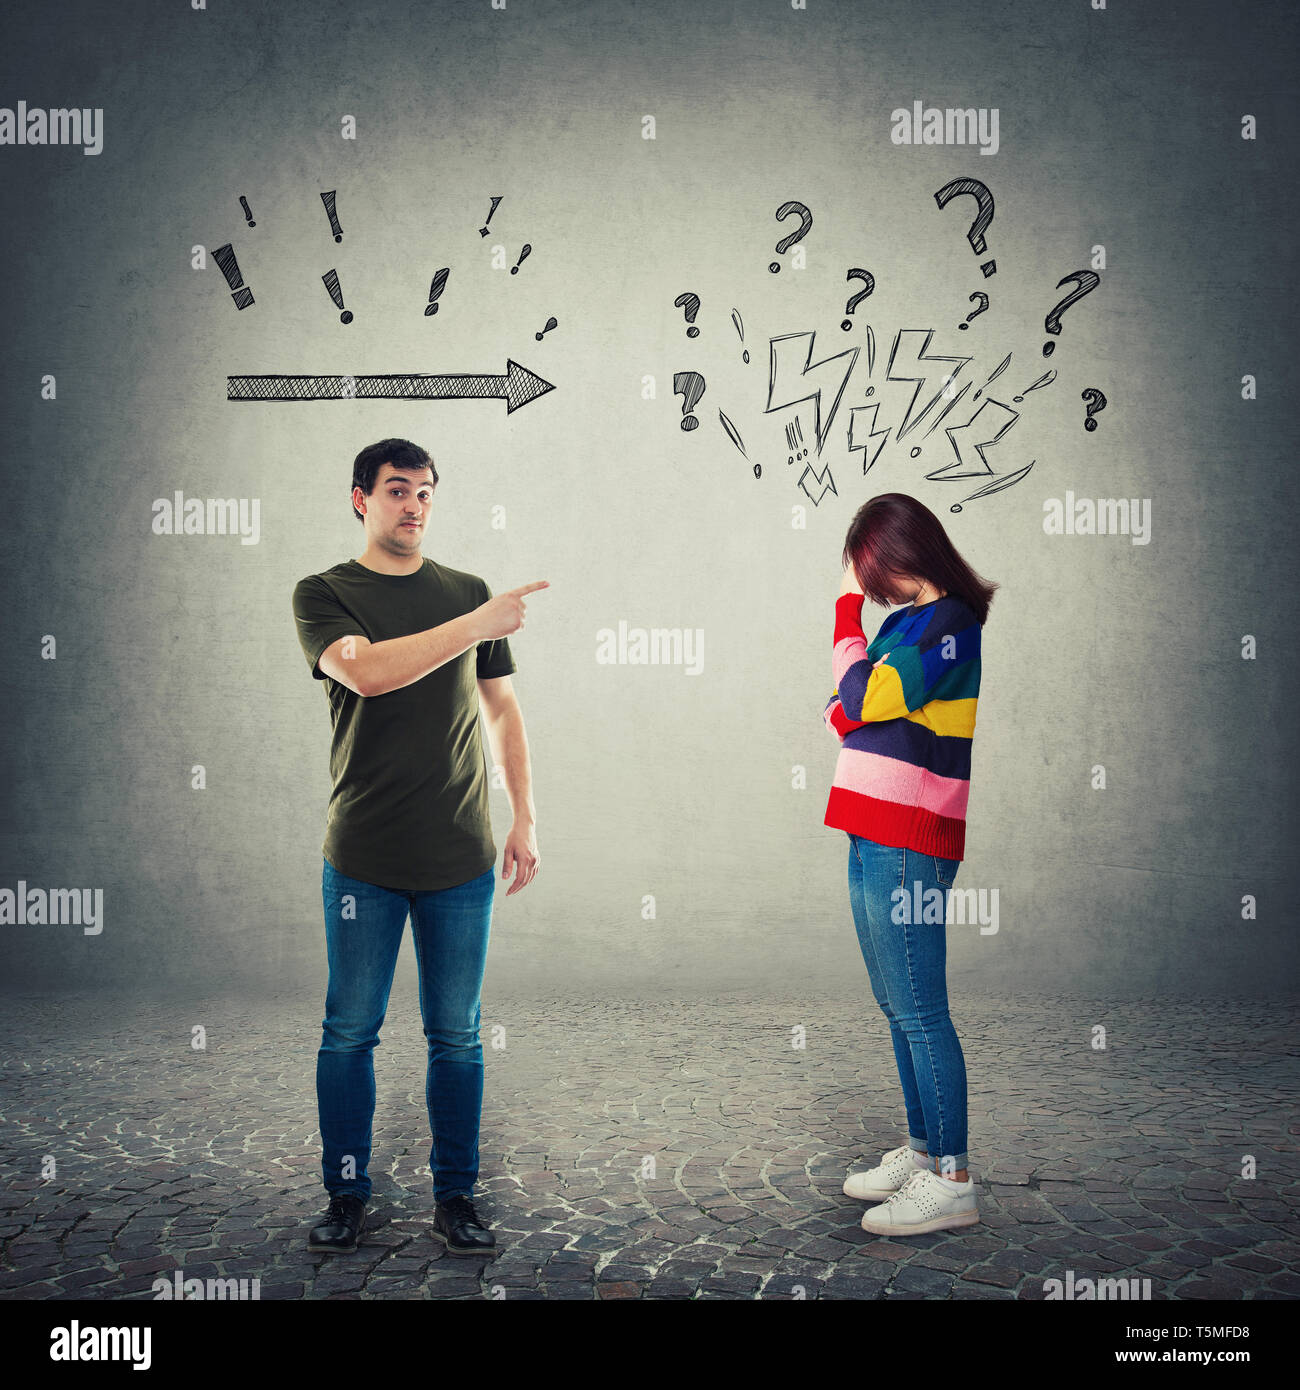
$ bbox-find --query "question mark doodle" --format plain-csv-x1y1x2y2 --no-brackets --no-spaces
769,201,812,272
674,292,701,338
960,292,989,329
1043,270,1101,356
934,178,996,276
1081,388,1107,430
673,371,706,431
842,269,875,330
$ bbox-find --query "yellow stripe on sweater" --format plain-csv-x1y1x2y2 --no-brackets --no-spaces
858,663,977,737
905,696,978,738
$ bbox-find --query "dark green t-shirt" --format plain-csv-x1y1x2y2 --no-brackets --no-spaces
291,557,516,891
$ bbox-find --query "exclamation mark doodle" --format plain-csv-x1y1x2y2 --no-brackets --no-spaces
479,196,502,237
320,189,343,243
239,196,255,228
731,308,749,363
322,269,353,323
1013,370,1056,403
949,461,1035,513
510,244,531,275
213,244,254,310
535,316,557,342
424,267,450,316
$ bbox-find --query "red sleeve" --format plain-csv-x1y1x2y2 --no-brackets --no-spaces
825,593,872,738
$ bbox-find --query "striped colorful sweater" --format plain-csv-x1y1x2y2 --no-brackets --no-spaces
823,592,981,860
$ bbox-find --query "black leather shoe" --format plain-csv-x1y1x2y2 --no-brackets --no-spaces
432,1195,496,1255
308,1193,367,1252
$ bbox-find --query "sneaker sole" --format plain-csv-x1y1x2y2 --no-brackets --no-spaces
861,1209,980,1236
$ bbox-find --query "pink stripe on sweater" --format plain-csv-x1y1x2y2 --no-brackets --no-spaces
833,749,970,820
832,633,869,686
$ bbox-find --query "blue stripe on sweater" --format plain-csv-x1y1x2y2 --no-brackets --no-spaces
841,718,973,781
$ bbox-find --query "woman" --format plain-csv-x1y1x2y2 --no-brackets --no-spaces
822,492,996,1237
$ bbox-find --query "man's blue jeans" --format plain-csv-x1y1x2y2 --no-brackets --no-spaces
317,857,495,1205
847,833,969,1172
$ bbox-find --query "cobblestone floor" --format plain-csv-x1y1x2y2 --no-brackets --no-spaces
0,992,1296,1300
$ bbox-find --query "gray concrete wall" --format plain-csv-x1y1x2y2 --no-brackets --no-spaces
2,0,1296,997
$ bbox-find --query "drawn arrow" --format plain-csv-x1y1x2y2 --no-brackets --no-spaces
227,359,555,413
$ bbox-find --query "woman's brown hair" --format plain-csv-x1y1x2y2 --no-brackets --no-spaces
842,492,998,626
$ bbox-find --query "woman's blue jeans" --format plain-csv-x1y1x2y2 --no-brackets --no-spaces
317,858,495,1205
847,833,969,1172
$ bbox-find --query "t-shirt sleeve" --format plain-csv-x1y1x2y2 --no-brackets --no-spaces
475,580,517,679
292,575,363,681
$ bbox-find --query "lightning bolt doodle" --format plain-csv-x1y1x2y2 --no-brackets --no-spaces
798,460,838,506
765,332,859,455
847,403,891,474
924,397,1021,482
922,377,973,437
886,329,972,441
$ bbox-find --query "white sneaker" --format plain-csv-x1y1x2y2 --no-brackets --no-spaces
860,1167,979,1235
842,1145,929,1202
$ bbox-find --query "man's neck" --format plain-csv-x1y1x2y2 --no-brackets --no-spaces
355,547,424,576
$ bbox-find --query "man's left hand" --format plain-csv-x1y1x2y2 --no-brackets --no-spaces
501,821,539,895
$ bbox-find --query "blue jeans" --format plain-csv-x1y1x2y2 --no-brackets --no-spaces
847,834,969,1172
316,858,495,1205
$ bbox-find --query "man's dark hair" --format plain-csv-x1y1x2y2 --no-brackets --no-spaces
351,439,438,522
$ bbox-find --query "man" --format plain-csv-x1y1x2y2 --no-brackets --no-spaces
291,437,547,1256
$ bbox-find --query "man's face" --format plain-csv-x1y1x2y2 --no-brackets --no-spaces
356,463,435,554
